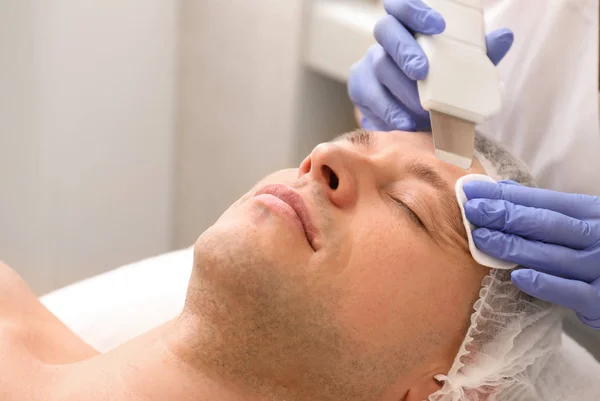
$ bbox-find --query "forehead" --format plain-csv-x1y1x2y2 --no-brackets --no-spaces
376,130,436,151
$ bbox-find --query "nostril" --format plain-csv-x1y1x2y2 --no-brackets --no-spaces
330,171,339,190
299,156,312,175
321,165,339,190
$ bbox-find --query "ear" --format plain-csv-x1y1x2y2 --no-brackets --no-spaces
404,375,443,401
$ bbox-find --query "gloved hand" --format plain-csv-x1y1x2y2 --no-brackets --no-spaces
463,180,600,329
348,0,515,132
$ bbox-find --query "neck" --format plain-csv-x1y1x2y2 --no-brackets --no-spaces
56,316,256,401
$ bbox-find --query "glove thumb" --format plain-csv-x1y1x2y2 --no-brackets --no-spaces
486,28,514,65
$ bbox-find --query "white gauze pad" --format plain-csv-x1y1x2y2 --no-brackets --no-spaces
455,174,518,270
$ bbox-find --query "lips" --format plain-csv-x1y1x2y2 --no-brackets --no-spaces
254,184,318,250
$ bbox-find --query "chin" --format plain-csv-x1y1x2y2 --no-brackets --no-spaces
193,218,280,276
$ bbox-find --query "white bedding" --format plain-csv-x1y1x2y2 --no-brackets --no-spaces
40,247,600,399
40,247,194,352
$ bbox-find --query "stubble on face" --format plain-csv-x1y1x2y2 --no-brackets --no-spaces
179,178,423,401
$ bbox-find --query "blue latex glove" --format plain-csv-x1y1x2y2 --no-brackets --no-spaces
464,180,600,329
348,0,515,132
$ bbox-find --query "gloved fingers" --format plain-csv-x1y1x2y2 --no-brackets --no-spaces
360,114,390,131
464,199,598,249
412,111,434,132
372,46,429,120
358,96,397,131
356,97,400,131
498,180,520,186
485,28,514,65
512,269,600,325
577,312,600,329
374,15,429,81
350,57,391,131
348,46,417,131
349,52,391,131
463,180,600,220
383,0,446,35
472,229,600,282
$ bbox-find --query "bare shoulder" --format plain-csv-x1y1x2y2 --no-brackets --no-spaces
0,260,55,323
0,261,99,363
0,262,101,401
0,260,39,306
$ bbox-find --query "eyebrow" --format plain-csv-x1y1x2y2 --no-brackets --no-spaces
334,129,373,148
404,160,449,195
403,160,467,242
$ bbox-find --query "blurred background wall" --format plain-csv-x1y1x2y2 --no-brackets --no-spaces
0,1,178,293
175,0,305,246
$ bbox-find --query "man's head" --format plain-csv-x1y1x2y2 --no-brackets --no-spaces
182,130,492,401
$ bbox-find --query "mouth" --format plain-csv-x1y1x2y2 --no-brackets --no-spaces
254,184,318,251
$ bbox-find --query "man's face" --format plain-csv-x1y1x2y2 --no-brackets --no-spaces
188,131,489,400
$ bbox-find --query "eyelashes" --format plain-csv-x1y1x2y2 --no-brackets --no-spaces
389,195,426,229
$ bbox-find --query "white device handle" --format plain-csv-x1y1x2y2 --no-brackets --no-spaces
417,0,502,124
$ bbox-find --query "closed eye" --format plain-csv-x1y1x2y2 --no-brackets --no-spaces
389,195,426,229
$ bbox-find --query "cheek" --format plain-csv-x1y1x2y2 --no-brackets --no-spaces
331,214,476,347
332,216,434,337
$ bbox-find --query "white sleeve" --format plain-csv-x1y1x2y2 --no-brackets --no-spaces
479,0,600,196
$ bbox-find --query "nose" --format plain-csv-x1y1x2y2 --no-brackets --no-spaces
299,143,359,209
